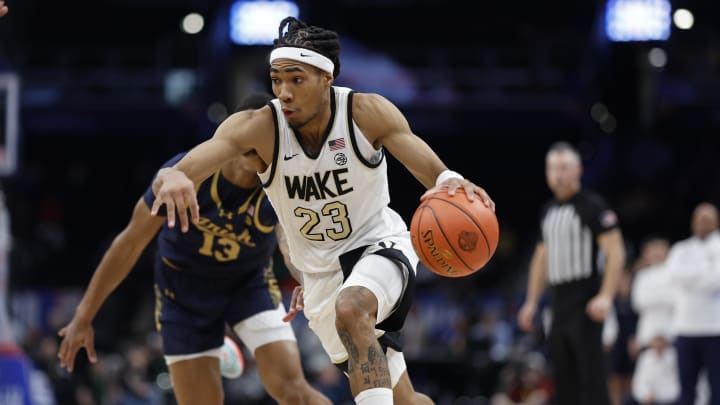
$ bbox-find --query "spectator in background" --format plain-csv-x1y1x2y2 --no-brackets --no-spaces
0,187,56,405
517,142,626,405
631,236,671,351
0,1,7,17
665,202,720,405
490,352,553,405
465,300,514,397
118,342,162,405
631,330,680,405
0,187,30,403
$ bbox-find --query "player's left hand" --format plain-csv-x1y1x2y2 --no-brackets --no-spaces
422,178,495,212
282,286,304,322
57,318,98,373
586,294,612,322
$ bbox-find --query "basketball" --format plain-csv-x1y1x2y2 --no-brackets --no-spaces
410,190,499,278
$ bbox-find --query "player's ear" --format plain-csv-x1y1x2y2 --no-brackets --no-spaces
324,72,334,86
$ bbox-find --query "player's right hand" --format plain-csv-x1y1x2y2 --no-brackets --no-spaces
150,167,199,232
421,180,495,212
0,1,8,17
282,286,304,322
57,319,97,373
517,302,537,332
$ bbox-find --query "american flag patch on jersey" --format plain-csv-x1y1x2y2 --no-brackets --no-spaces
328,138,346,151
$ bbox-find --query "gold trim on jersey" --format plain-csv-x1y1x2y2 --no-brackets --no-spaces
210,169,262,215
262,260,282,307
161,257,182,271
153,284,162,332
210,170,222,206
154,284,177,331
253,190,275,234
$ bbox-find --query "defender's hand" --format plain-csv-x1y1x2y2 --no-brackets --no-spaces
150,168,199,232
57,319,97,373
282,286,304,322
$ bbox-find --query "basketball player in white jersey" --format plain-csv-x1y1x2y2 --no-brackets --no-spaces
150,17,495,405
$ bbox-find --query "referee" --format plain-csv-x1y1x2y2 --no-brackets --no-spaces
518,142,626,405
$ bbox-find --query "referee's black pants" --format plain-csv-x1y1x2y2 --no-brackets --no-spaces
549,310,609,405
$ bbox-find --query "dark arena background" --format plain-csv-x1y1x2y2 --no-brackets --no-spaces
1,0,719,404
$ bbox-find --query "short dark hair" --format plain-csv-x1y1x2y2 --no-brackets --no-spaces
546,141,581,163
273,16,341,79
547,141,579,156
639,234,669,247
235,92,272,112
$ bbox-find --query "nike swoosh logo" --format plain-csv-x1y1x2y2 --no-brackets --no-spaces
299,52,312,57
283,153,299,161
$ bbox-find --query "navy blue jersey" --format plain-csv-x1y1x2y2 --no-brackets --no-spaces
143,153,278,277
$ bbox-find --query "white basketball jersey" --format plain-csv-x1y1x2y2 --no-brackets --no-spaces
259,87,408,273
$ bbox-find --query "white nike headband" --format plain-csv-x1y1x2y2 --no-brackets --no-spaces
269,47,335,76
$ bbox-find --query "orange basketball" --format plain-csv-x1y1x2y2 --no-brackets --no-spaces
410,190,499,278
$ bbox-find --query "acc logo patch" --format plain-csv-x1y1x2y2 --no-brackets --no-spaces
334,153,348,166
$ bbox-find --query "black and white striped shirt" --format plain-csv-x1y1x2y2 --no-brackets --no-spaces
540,189,618,286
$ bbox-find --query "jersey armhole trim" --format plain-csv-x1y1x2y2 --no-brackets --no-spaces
348,91,384,169
261,101,280,189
